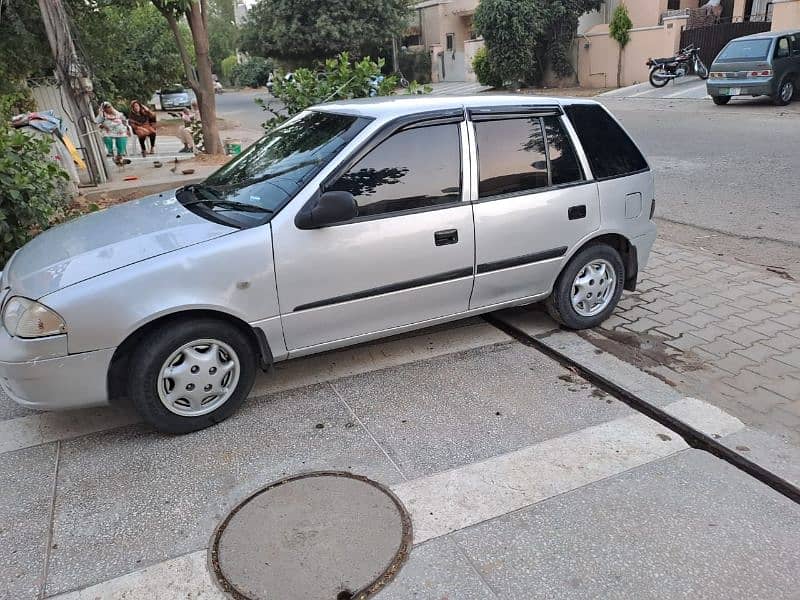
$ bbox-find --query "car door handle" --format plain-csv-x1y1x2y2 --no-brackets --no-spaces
434,229,459,246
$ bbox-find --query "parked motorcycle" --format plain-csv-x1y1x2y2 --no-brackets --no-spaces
646,44,709,87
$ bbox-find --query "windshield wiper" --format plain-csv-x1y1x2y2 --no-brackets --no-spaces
180,184,273,213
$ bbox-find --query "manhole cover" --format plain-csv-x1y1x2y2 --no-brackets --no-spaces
210,472,412,600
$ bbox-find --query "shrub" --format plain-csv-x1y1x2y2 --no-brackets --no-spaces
472,46,504,88
231,57,274,88
399,50,431,84
0,125,69,264
0,88,36,122
259,53,398,130
221,55,238,86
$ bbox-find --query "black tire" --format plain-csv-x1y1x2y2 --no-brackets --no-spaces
545,244,625,330
695,60,709,80
712,95,731,105
649,68,669,88
127,318,257,434
773,77,795,106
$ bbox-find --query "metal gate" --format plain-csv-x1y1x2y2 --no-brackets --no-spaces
680,21,772,67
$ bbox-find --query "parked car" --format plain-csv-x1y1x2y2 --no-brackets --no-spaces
707,29,800,106
0,97,656,434
158,85,194,110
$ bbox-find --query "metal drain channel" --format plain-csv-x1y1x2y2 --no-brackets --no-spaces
209,471,413,600
484,314,800,505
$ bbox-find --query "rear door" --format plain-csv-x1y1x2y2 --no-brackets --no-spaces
273,117,476,352
469,108,599,309
562,103,654,244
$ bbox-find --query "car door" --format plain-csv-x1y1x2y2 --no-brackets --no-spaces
468,108,600,309
773,36,792,83
272,117,476,352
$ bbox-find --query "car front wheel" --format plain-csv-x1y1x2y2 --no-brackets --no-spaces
545,244,625,330
127,318,257,434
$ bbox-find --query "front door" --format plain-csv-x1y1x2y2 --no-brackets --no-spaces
469,111,599,309
273,120,475,352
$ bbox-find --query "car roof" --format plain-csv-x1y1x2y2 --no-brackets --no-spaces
732,29,800,40
314,94,598,120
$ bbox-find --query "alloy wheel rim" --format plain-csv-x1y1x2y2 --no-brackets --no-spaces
781,81,793,102
570,259,616,317
157,338,240,417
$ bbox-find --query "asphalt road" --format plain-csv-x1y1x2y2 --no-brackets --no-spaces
215,88,274,130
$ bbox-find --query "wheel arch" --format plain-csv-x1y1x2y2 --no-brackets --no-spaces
565,233,638,292
107,309,272,405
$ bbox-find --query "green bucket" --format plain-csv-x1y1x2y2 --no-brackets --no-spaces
225,139,242,156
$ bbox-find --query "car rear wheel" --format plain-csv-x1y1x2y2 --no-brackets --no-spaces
712,95,731,105
127,318,257,434
774,78,794,106
545,244,625,330
649,68,670,88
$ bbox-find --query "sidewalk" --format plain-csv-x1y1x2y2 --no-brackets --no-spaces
583,237,800,445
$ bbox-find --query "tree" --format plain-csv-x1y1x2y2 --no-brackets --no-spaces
241,0,411,65
207,0,239,75
474,0,602,86
609,3,633,88
0,0,52,92
151,0,223,154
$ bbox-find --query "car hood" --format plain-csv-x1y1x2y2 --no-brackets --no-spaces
5,191,236,299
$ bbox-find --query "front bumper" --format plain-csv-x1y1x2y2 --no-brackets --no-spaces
0,327,113,410
707,80,775,97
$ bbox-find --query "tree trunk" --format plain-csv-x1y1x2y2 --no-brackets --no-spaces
163,10,199,91
185,2,223,155
617,45,623,88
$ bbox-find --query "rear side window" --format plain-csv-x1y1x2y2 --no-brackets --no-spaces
329,123,461,218
564,104,647,180
475,117,548,198
775,37,790,59
543,116,583,186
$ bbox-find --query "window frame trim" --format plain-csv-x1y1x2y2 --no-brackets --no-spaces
311,110,468,226
469,112,588,202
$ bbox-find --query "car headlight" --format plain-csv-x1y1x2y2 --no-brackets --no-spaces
2,297,67,338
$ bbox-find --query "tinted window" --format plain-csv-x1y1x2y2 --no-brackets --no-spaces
193,111,368,225
775,37,790,59
717,39,772,61
329,124,461,217
564,104,647,180
792,35,800,56
476,117,548,198
543,116,583,186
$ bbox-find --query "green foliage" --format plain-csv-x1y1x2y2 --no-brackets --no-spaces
221,55,239,85
77,3,189,104
0,0,52,89
472,46,504,88
0,88,36,123
231,57,274,88
0,125,69,264
241,0,411,65
207,1,240,76
398,50,431,84
609,3,633,48
258,53,397,130
474,0,603,86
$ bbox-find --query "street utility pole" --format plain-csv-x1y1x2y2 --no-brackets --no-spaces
37,0,107,184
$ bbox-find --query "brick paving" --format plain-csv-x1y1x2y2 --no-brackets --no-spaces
592,239,800,444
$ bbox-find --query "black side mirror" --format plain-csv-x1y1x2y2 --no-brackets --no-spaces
295,190,358,229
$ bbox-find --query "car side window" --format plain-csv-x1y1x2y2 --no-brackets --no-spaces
475,117,549,198
790,35,800,56
328,123,461,218
543,116,584,186
775,37,790,59
563,104,648,180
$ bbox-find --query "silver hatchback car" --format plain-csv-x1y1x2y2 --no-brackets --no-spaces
0,96,656,433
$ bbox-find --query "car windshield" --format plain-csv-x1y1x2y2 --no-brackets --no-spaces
717,39,772,61
161,86,186,95
179,110,370,227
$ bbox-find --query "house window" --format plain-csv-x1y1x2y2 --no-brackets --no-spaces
446,33,454,51
668,0,680,9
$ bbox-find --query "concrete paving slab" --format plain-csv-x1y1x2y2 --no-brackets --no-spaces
334,342,635,479
378,537,498,599
0,444,57,600
0,388,38,421
453,449,800,599
44,384,404,596
719,427,800,491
